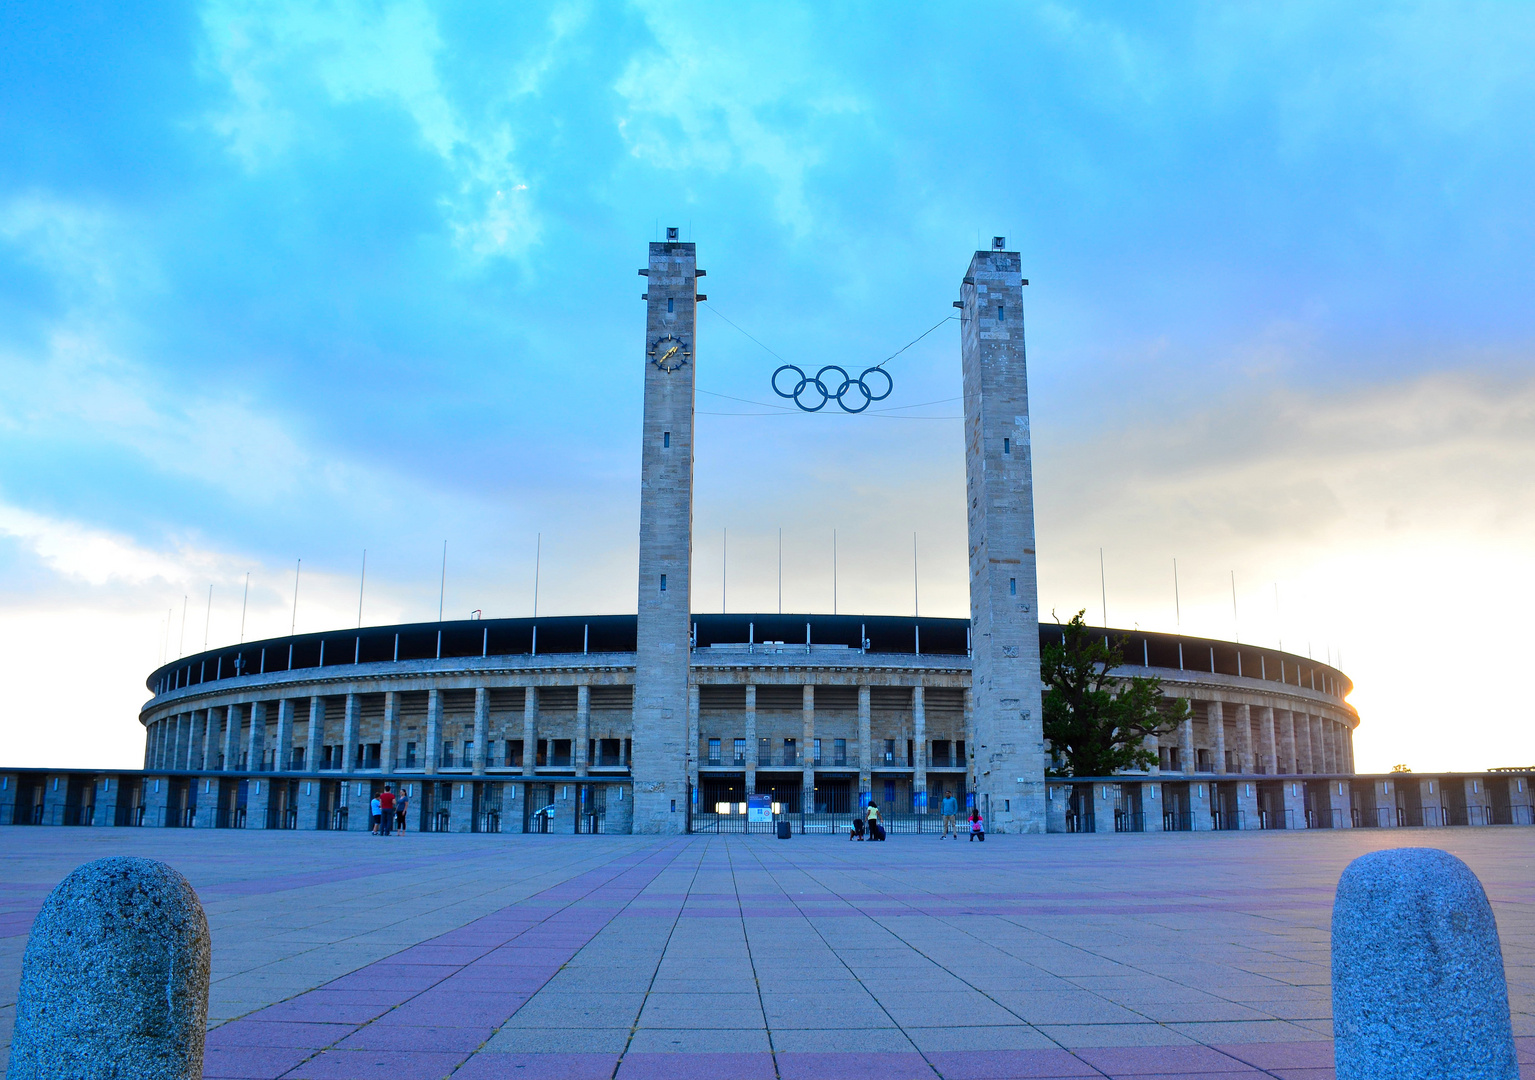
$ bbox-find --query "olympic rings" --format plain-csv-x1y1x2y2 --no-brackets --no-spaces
771,364,895,414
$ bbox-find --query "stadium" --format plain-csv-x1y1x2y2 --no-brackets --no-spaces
12,235,1525,837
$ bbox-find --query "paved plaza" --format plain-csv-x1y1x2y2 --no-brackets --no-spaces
1,827,1533,1079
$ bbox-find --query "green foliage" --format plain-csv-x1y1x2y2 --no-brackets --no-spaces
1042,610,1189,778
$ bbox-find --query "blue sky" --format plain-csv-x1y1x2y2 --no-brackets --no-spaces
2,1,1533,770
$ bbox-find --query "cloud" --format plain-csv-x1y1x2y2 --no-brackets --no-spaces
198,0,538,258
614,3,865,230
1031,367,1535,771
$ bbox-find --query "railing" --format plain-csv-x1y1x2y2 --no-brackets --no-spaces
62,805,96,826
163,806,196,828
1163,811,1193,832
1257,808,1295,830
115,804,146,827
1113,810,1144,833
217,808,248,829
1306,807,1337,829
691,811,954,835
476,811,501,834
1065,812,1095,834
1212,810,1245,831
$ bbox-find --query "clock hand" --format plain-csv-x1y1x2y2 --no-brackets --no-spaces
660,345,679,363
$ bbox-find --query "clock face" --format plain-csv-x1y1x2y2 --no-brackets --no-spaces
648,333,691,372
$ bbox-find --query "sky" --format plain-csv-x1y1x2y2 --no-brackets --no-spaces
2,1,1533,773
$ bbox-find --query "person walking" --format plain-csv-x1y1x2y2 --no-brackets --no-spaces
369,793,382,835
968,807,985,842
379,785,395,837
866,800,884,841
941,791,959,839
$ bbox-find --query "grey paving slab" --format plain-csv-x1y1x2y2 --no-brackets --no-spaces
2,825,1535,1078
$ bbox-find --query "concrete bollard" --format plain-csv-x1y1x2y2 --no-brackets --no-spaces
1332,847,1516,1080
7,857,210,1080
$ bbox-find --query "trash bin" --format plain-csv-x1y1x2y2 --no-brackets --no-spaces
776,820,792,839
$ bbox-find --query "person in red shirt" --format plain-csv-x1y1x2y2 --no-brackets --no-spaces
379,786,396,836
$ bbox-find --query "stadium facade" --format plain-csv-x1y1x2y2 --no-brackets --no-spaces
9,236,1524,836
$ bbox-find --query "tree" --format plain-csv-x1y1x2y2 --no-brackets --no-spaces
1042,610,1189,778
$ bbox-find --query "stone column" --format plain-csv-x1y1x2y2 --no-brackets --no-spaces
473,687,490,776
379,692,397,773
246,702,267,772
1191,779,1215,831
341,693,359,774
1280,710,1297,774
1091,782,1116,833
682,684,695,795
183,711,200,770
1260,706,1278,774
630,237,698,833
142,723,153,770
273,700,294,772
1329,778,1353,827
912,685,927,807
744,683,757,796
169,716,184,771
1236,777,1262,829
1210,701,1226,774
1235,703,1253,773
959,242,1045,833
222,705,241,770
200,711,216,771
1345,725,1356,773
576,684,590,778
1282,778,1307,829
1297,711,1314,773
305,697,324,772
149,721,162,770
801,684,815,813
1179,713,1195,774
521,686,537,777
426,689,442,775
858,683,872,800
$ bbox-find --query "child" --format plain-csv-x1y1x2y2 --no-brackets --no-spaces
850,817,865,841
968,808,985,842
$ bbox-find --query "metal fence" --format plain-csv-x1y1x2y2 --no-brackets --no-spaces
1064,812,1095,834
692,811,957,836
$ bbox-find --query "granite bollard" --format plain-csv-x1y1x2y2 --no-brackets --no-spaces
1332,847,1516,1080
7,857,210,1080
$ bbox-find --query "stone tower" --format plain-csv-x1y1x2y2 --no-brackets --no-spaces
960,239,1046,833
631,231,699,833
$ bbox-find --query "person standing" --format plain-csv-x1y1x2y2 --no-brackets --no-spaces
396,791,410,834
866,801,883,841
941,791,959,839
379,785,395,837
369,793,382,835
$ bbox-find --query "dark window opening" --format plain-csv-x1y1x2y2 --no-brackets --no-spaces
663,431,670,448
1003,437,1010,454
